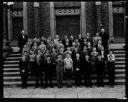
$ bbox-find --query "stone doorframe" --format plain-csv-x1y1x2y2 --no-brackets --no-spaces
50,2,86,38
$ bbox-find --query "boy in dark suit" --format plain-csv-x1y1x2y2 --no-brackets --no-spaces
96,54,105,87
19,51,29,89
74,53,82,87
44,55,53,88
35,49,44,88
82,54,92,87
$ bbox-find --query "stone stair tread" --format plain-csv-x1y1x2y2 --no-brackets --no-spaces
4,72,20,75
115,69,125,72
10,53,21,55
115,61,125,63
4,60,19,63
115,65,125,67
4,64,19,66
4,76,21,80
4,79,125,85
4,68,19,71
3,45,126,86
115,53,125,55
6,57,21,59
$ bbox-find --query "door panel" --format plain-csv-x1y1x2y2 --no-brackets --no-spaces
56,16,80,39
113,14,125,38
12,17,23,41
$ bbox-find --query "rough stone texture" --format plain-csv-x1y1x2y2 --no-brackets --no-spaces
86,2,97,37
4,86,125,98
27,2,35,38
54,2,81,8
20,2,110,39
39,2,50,38
13,2,23,9
101,2,109,34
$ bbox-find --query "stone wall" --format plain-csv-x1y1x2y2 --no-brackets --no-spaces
27,2,35,38
85,2,97,37
25,2,109,38
101,2,109,34
39,2,50,38
54,2,81,8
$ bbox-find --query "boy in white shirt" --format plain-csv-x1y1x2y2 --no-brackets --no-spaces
107,50,115,87
64,53,73,87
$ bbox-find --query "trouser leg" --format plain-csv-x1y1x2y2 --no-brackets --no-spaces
35,72,39,88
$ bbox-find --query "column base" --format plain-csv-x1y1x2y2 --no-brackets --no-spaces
3,45,13,60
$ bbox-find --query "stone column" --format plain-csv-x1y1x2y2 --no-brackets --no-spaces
7,8,12,42
95,1,102,33
108,2,114,41
3,7,7,40
23,2,28,35
50,2,55,38
81,2,86,37
34,2,40,37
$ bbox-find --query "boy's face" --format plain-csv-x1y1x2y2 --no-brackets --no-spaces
22,56,26,61
47,57,50,61
34,42,37,46
66,54,70,58
58,55,62,60
96,33,99,37
109,51,112,54
76,54,80,58
85,55,89,60
38,50,41,54
41,41,44,44
98,55,102,60
24,52,27,56
93,48,96,52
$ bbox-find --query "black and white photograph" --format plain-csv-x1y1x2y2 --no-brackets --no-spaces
3,1,127,99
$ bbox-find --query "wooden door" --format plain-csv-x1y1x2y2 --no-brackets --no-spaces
113,14,125,38
56,16,80,39
12,17,23,41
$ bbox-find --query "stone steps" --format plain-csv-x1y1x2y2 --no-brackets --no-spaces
3,46,126,87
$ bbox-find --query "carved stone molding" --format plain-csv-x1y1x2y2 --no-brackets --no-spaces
55,8,80,16
113,7,124,13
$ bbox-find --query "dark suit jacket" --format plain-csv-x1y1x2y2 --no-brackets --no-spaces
95,60,105,73
18,34,28,48
82,59,92,74
74,58,82,72
19,59,29,75
44,61,53,74
99,32,109,45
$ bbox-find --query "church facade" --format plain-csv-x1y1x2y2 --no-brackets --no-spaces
3,1,126,44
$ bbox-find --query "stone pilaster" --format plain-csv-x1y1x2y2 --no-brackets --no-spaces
108,2,114,41
23,2,28,35
34,2,40,37
95,1,102,33
81,2,86,37
50,2,55,38
7,8,13,42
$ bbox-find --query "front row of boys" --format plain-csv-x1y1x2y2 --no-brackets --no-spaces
19,50,115,89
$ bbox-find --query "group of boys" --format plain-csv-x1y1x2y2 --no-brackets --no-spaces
18,28,115,89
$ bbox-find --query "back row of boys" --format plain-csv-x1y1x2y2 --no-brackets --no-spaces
19,29,115,89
